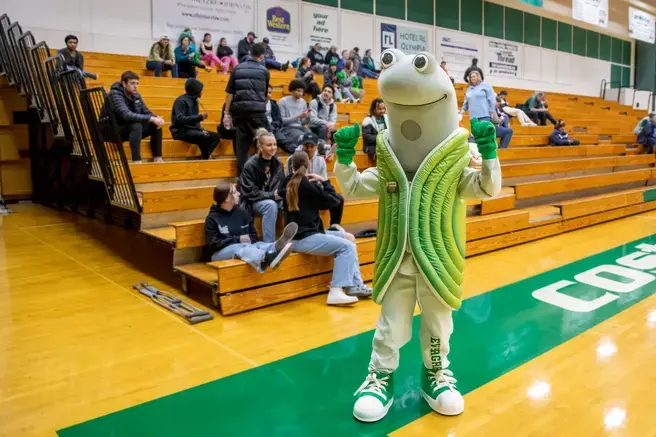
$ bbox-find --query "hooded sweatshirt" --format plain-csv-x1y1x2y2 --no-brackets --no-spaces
286,145,327,179
309,96,337,127
170,78,204,136
204,204,259,254
307,48,324,66
362,113,389,156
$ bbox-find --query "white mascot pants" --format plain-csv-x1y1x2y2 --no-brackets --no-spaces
369,251,454,372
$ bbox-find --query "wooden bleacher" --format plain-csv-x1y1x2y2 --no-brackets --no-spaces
45,51,656,314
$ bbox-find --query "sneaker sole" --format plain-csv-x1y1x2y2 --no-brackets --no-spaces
353,398,394,423
275,223,298,252
421,391,464,416
270,242,292,269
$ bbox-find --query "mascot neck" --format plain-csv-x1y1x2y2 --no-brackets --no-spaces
386,99,459,174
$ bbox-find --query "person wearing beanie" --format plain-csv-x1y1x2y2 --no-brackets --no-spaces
170,78,220,159
146,35,178,78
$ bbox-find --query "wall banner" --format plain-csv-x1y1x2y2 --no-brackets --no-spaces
258,0,299,53
151,0,255,47
301,4,337,53
380,23,429,55
436,30,482,80
486,39,522,78
629,6,655,44
572,0,608,28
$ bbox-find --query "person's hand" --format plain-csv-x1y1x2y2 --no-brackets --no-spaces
189,53,195,60
305,71,312,78
470,118,497,160
150,116,165,128
239,235,251,244
201,111,209,120
307,173,326,183
165,60,174,66
223,113,233,129
334,123,360,166
274,191,282,201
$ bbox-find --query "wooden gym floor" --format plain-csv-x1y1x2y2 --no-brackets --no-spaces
0,203,655,437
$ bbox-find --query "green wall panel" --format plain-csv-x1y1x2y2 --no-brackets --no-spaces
622,66,631,88
573,26,586,56
557,22,571,52
408,0,433,24
524,13,540,47
611,37,622,63
504,8,523,43
461,0,483,34
484,2,504,39
435,0,459,30
376,0,405,20
622,40,631,66
599,34,611,61
586,30,599,59
340,0,372,13
610,64,621,89
304,0,338,7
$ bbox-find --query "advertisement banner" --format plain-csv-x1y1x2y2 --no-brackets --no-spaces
572,0,608,28
486,38,522,78
436,30,482,80
629,6,655,44
301,4,337,53
380,23,429,55
151,0,255,47
258,0,299,53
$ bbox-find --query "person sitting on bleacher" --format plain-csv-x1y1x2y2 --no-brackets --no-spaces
170,78,220,160
58,35,98,80
361,98,387,160
265,84,293,152
239,129,285,243
262,38,290,72
280,151,372,306
216,38,239,74
323,60,342,100
337,61,362,103
525,91,557,126
362,49,378,76
205,180,298,271
550,120,580,146
309,84,337,143
277,80,315,153
146,35,178,78
175,36,210,79
637,112,656,154
237,32,256,62
108,71,165,163
295,57,321,98
325,46,339,67
307,43,325,73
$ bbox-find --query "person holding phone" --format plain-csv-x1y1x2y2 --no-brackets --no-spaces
276,79,315,153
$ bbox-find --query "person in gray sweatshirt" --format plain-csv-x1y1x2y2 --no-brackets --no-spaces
277,79,314,153
309,84,338,144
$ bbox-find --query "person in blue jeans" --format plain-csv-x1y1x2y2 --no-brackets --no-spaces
637,112,656,154
146,35,178,78
459,71,513,148
280,151,372,306
238,130,286,242
261,38,290,71
206,181,298,271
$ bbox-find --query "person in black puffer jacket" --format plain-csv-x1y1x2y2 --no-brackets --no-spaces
107,71,165,163
170,78,220,160
238,129,285,242
224,43,270,175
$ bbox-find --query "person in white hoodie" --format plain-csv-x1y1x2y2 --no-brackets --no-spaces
361,98,388,159
309,84,338,144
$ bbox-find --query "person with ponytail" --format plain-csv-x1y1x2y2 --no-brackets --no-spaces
238,129,286,242
279,151,371,306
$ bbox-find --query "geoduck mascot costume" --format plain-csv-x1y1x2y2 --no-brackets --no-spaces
333,49,502,422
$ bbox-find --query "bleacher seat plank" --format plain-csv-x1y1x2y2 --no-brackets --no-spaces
612,134,637,144
554,187,651,219
211,237,377,294
140,226,176,244
502,154,654,178
480,193,515,214
218,263,374,315
498,145,627,161
466,222,563,256
174,263,217,288
513,168,654,199
466,210,530,241
560,200,656,233
130,159,237,183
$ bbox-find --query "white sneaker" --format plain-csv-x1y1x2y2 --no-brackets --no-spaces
353,371,395,422
326,287,358,305
421,367,464,416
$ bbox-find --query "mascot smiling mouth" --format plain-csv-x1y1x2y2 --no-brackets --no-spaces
389,93,448,107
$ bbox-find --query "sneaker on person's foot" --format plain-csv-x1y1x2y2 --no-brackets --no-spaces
326,287,358,305
346,284,372,298
282,61,290,72
353,371,395,422
260,223,298,271
421,367,464,416
327,224,345,232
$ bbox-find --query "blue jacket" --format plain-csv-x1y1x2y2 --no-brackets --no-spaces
174,45,198,63
462,82,496,119
550,129,572,146
638,121,656,144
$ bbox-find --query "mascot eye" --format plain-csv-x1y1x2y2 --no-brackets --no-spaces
381,51,396,69
413,55,428,72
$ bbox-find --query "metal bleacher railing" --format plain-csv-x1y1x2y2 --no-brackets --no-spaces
0,13,142,214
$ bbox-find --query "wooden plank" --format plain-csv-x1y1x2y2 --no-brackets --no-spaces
174,263,217,287
466,222,564,256
212,237,377,294
130,159,237,183
507,135,550,147
502,154,654,178
480,194,515,214
140,226,176,244
560,200,656,232
555,188,648,219
142,186,214,213
513,168,653,199
612,134,637,144
465,210,530,241
218,263,374,315
498,145,626,161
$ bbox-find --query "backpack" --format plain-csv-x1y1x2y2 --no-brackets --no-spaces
315,98,335,119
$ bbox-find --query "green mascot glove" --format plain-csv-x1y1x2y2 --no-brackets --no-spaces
470,118,498,160
334,123,361,166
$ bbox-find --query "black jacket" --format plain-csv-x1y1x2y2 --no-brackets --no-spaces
170,78,204,136
216,45,234,58
225,57,270,116
58,48,84,71
237,38,253,60
323,71,337,89
204,204,259,254
107,81,153,126
268,99,283,131
307,48,324,66
325,51,338,66
463,65,484,83
279,175,342,240
362,114,388,157
238,153,285,210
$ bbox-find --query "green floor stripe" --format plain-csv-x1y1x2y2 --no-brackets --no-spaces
58,234,656,437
